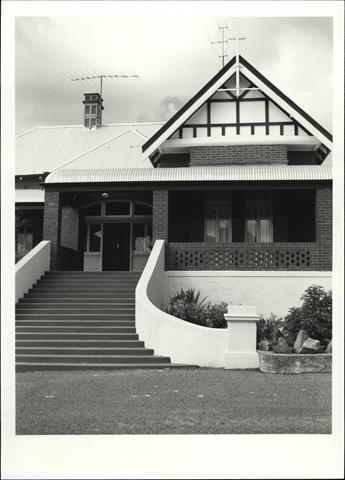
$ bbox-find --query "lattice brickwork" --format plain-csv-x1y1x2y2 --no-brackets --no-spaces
167,243,319,271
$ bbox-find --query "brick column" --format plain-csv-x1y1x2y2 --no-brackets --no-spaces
43,191,62,270
153,189,169,242
315,186,332,271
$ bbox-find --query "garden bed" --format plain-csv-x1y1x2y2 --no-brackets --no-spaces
258,350,332,374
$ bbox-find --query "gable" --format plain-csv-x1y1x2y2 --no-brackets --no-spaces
142,55,332,161
168,72,313,141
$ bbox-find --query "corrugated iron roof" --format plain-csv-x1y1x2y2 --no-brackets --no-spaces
45,165,332,185
15,189,45,203
16,123,163,175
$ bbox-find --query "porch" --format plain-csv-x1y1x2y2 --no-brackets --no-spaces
42,166,332,272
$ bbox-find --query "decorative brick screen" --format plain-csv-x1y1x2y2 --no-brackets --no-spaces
189,145,288,166
167,242,319,271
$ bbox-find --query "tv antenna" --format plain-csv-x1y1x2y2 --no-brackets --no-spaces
210,25,229,68
68,72,140,97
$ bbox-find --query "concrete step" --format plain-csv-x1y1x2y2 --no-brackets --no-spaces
16,307,135,314
16,313,135,320
36,280,139,286
16,320,136,326
16,339,145,348
29,288,136,293
16,347,154,355
45,272,141,277
16,325,136,333
16,332,139,340
16,363,189,372
18,299,135,305
16,354,171,364
24,293,135,299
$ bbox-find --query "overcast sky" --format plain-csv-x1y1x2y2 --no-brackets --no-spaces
15,15,332,134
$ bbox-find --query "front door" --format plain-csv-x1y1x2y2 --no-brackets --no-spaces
102,223,130,271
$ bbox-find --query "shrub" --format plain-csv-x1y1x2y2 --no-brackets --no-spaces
256,313,284,349
166,289,227,328
204,302,228,328
284,285,332,345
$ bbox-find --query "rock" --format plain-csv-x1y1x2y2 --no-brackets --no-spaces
325,340,332,353
272,337,293,353
258,339,271,351
294,329,309,353
299,337,321,354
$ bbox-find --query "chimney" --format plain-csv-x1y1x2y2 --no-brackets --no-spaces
82,93,104,128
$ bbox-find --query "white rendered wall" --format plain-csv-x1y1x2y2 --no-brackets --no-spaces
15,241,51,302
165,271,332,318
136,241,228,367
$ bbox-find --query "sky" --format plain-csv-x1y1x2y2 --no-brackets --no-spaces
16,14,333,135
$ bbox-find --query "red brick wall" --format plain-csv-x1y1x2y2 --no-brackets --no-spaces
190,145,288,166
153,190,168,241
315,186,332,270
43,190,62,270
61,206,79,251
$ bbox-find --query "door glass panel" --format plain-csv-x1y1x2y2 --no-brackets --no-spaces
133,223,152,253
89,224,101,251
134,203,152,216
105,202,130,215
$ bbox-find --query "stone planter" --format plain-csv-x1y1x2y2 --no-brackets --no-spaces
258,350,332,374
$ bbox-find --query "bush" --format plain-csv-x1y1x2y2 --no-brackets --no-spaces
257,313,284,349
166,289,227,328
284,285,332,346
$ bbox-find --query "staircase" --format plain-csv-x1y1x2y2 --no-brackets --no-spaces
16,271,177,371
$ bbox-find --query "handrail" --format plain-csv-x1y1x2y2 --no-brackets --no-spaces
15,241,51,302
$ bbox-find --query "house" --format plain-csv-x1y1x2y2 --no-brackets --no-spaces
15,55,332,369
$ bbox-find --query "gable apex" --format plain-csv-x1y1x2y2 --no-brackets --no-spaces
142,56,332,159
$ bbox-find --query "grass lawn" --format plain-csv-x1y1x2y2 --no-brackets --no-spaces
16,368,331,435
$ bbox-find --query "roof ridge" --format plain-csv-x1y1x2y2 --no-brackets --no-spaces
16,121,164,136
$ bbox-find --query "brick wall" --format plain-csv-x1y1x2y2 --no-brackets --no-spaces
153,190,168,242
189,145,288,166
61,206,79,251
43,191,62,270
315,186,332,270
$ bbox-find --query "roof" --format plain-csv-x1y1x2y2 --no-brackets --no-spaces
142,55,332,158
45,165,332,185
15,189,44,203
16,122,163,175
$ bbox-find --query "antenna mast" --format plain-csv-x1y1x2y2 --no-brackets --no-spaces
210,25,229,68
69,73,140,97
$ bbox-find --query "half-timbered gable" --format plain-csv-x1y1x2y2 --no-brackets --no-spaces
143,56,331,168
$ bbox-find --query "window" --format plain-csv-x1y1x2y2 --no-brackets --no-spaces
133,223,152,254
90,118,96,128
85,105,90,114
105,201,130,215
245,201,273,243
88,224,102,252
205,203,232,243
84,119,90,128
134,203,152,216
91,105,97,114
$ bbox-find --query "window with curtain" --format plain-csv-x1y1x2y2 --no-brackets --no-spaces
205,203,232,243
245,201,273,243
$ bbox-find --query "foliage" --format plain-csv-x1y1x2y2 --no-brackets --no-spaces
257,285,332,350
166,289,227,328
284,285,332,346
257,313,285,349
